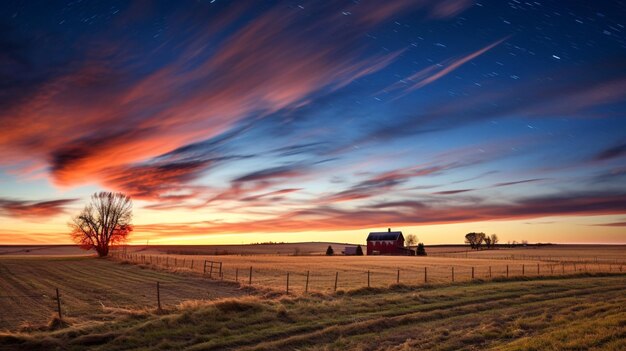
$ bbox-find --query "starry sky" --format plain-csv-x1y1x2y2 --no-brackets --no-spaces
1,0,625,245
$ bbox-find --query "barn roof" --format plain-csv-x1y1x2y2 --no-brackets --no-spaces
367,231,403,241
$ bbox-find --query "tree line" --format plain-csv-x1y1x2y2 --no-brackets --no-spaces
464,232,499,250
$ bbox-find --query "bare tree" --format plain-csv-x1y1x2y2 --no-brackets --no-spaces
405,234,417,247
70,192,133,257
490,234,499,247
484,236,492,249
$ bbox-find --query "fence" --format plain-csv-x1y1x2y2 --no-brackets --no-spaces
0,280,204,330
110,251,624,294
428,251,626,265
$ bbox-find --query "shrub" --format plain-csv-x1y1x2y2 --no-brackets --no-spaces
416,243,427,256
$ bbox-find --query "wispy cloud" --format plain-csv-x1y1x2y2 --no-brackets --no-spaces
134,191,626,236
0,198,77,218
387,37,508,94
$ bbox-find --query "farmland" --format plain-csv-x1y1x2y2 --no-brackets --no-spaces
429,244,626,263
1,273,624,351
1,246,625,350
110,245,625,293
0,256,246,331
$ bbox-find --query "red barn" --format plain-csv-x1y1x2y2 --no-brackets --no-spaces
366,228,414,255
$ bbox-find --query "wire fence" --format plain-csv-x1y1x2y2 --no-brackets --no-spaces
2,252,624,330
110,251,625,294
0,280,209,330
428,251,626,264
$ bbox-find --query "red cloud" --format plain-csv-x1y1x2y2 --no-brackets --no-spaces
1,1,415,188
0,198,77,218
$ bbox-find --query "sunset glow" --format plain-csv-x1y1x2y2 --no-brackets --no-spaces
1,1,625,245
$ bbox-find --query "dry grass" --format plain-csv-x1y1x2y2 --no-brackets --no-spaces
431,244,626,263
1,274,624,350
113,250,622,293
0,256,248,331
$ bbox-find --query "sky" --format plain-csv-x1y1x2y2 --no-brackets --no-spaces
1,0,625,245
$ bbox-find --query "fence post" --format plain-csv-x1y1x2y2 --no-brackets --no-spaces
367,270,370,288
451,267,455,282
305,271,310,293
522,264,525,276
249,266,253,285
334,272,339,292
562,263,565,274
174,258,177,266
397,269,400,284
489,266,492,278
219,262,223,276
286,273,290,294
506,265,509,278
424,267,428,283
55,288,63,321
236,268,239,282
203,260,207,275
191,260,194,270
156,281,162,311
209,261,214,278
537,263,540,275
471,267,474,280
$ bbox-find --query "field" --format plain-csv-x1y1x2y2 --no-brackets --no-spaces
429,244,626,263
111,246,624,294
2,273,625,350
1,245,625,350
0,257,246,331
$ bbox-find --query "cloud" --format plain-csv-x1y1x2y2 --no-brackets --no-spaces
593,142,626,162
492,179,547,187
320,166,444,203
433,189,474,195
0,0,414,188
0,198,77,218
386,37,508,94
591,221,626,227
367,59,626,143
133,191,626,236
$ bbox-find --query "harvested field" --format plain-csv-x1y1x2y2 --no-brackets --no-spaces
112,251,623,294
429,244,626,263
1,274,624,350
0,257,247,331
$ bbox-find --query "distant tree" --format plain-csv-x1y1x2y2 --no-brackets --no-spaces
70,192,133,257
326,245,334,256
405,234,417,247
416,243,427,256
465,232,486,250
484,236,492,249
355,245,364,256
490,234,499,248
476,232,486,250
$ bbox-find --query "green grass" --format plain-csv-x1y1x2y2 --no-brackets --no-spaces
1,273,624,350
